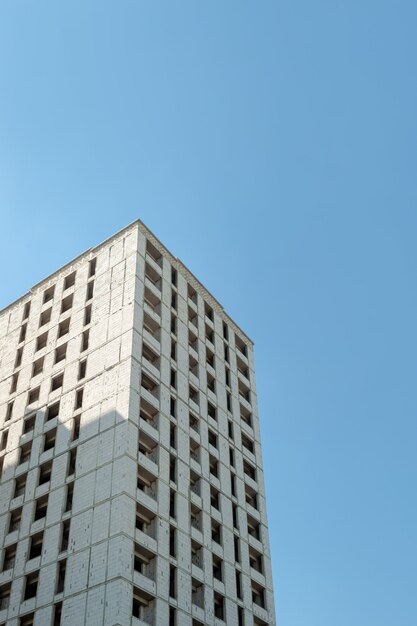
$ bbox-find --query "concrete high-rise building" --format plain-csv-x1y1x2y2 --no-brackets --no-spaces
0,220,276,626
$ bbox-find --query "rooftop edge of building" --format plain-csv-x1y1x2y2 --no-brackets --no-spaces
0,218,254,346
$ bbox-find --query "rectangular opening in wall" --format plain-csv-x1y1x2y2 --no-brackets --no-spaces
190,470,201,497
0,582,11,610
139,398,158,427
207,402,217,421
169,490,176,519
188,284,197,304
206,348,215,368
243,459,257,485
141,373,159,399
191,539,203,569
19,323,27,343
240,404,252,428
2,544,16,572
27,386,40,406
134,543,156,581
209,455,218,478
132,587,155,623
60,294,73,314
245,484,258,511
249,546,264,574
86,281,94,301
146,240,162,266
19,442,32,465
188,329,198,352
72,415,81,441
13,474,27,498
188,306,197,326
46,401,60,421
145,262,161,289
43,285,55,304
63,271,76,290
214,592,225,620
56,559,66,594
67,449,77,477
0,429,9,452
38,460,52,486
237,354,250,379
205,324,214,344
51,373,64,392
208,429,217,449
169,564,176,598
81,329,90,352
252,581,266,609
65,483,74,512
142,343,160,369
10,372,19,393
235,334,248,357
53,602,63,626
15,347,23,368
32,357,44,377
211,519,222,545
6,401,13,421
88,257,97,278
34,495,48,521
55,343,67,364
210,486,220,511
207,373,215,394
242,433,255,455
143,312,160,341
43,428,56,452
169,527,176,558
190,503,202,532
58,317,70,338
39,307,52,327
144,286,161,314
170,313,177,335
84,304,92,325
205,302,213,321
138,430,158,464
191,578,204,609
36,332,48,351
213,554,223,581
189,385,199,405
136,502,156,539
74,388,84,410
23,301,31,320
189,412,199,432
171,339,176,361
189,354,198,377
238,379,251,404
28,532,44,560
170,368,176,389
247,515,261,541
137,466,157,499
169,455,176,483
78,359,87,380
189,438,200,464
8,507,22,533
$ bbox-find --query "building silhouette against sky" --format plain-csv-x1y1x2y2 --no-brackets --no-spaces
0,220,276,626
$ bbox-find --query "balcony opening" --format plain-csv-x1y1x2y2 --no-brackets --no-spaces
134,543,156,581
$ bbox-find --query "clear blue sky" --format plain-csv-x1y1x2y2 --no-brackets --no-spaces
1,2,416,625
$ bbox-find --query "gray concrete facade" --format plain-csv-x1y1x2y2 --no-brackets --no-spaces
0,221,276,626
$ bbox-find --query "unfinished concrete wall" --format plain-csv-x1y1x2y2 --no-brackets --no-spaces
0,220,276,626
